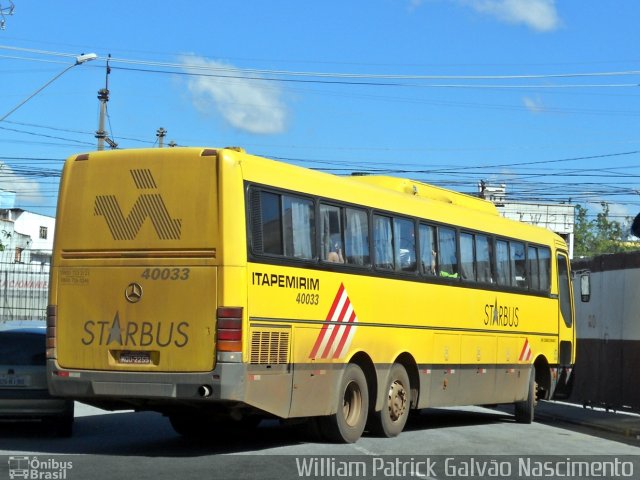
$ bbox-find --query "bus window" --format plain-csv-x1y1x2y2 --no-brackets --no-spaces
539,247,551,291
320,204,344,263
496,240,510,286
460,232,476,281
511,241,526,288
374,215,394,270
557,253,572,327
260,191,283,255
344,208,370,266
394,218,416,272
438,227,458,278
419,224,437,276
476,235,493,284
283,195,315,260
527,246,540,290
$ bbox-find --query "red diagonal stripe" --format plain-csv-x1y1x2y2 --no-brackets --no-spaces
519,339,529,361
309,283,345,359
320,296,352,359
332,309,357,359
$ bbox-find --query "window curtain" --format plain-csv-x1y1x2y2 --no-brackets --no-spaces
345,209,368,265
374,216,393,269
290,198,313,259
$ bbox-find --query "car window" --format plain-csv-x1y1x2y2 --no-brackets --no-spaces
0,332,46,365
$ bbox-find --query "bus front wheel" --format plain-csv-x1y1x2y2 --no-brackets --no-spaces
369,363,411,437
514,367,536,424
317,363,369,443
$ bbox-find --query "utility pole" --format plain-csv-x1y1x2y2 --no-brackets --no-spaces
156,127,167,148
96,54,117,150
0,1,15,30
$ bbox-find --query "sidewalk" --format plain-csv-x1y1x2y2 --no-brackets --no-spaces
535,400,640,441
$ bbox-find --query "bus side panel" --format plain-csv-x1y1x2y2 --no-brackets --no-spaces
495,336,531,403
428,333,461,407
288,358,342,418
457,335,497,405
243,322,294,418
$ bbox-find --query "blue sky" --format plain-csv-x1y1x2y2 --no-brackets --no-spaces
0,0,639,223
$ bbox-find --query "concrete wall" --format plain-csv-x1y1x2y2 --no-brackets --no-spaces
571,251,640,411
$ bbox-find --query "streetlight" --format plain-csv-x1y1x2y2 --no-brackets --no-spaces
0,52,97,122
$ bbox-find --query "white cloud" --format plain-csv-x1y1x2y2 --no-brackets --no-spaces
459,0,560,32
180,56,288,135
0,162,44,206
523,96,545,113
608,203,632,221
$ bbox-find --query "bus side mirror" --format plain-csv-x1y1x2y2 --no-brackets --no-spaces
580,272,591,302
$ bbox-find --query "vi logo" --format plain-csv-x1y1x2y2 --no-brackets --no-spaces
94,169,182,240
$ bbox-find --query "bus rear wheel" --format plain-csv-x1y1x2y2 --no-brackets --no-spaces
317,363,369,443
369,363,411,437
514,367,536,424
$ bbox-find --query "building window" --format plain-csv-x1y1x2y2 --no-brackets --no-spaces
15,247,23,263
39,226,48,239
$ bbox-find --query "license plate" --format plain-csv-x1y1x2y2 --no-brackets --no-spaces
118,351,151,365
0,374,29,387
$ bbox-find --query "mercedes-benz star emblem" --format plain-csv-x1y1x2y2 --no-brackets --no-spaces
125,283,143,303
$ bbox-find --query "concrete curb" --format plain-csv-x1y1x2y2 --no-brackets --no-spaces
535,401,640,440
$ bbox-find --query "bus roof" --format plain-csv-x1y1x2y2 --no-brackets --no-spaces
349,176,499,216
61,147,566,251
229,148,565,249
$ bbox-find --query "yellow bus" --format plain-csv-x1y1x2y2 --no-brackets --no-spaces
47,147,576,443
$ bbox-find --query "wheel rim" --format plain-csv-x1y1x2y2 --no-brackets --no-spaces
343,381,363,427
388,380,407,422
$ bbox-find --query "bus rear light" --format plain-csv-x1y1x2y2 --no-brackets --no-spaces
46,304,57,359
217,307,243,352
217,317,242,330
217,328,241,341
217,307,242,319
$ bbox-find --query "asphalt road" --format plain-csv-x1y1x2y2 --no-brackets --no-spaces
0,403,638,480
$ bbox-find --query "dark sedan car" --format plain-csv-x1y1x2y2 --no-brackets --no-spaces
0,321,74,436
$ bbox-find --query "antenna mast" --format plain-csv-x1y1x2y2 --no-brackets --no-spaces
96,54,117,150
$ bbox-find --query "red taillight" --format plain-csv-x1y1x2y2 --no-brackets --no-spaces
217,307,243,352
46,304,57,359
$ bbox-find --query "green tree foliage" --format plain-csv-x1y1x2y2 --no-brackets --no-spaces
574,203,638,257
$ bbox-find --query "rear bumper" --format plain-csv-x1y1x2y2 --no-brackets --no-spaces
47,359,248,410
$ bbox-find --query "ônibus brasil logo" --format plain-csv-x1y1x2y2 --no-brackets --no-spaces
8,456,73,479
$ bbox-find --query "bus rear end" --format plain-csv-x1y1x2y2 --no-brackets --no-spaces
47,148,247,415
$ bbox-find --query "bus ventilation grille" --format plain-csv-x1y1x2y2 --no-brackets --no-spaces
250,330,290,365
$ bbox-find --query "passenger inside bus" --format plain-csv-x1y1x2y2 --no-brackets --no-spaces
327,241,344,263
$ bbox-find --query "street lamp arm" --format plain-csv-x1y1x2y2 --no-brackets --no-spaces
0,52,97,123
0,64,75,122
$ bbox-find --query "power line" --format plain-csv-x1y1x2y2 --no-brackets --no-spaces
2,45,640,89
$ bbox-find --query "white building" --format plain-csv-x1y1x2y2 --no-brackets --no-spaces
0,204,55,321
0,208,55,264
479,183,575,258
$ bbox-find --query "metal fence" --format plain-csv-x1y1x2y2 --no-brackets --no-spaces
0,250,50,322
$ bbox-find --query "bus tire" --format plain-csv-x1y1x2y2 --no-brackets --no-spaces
317,363,369,443
370,363,411,437
515,367,536,424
